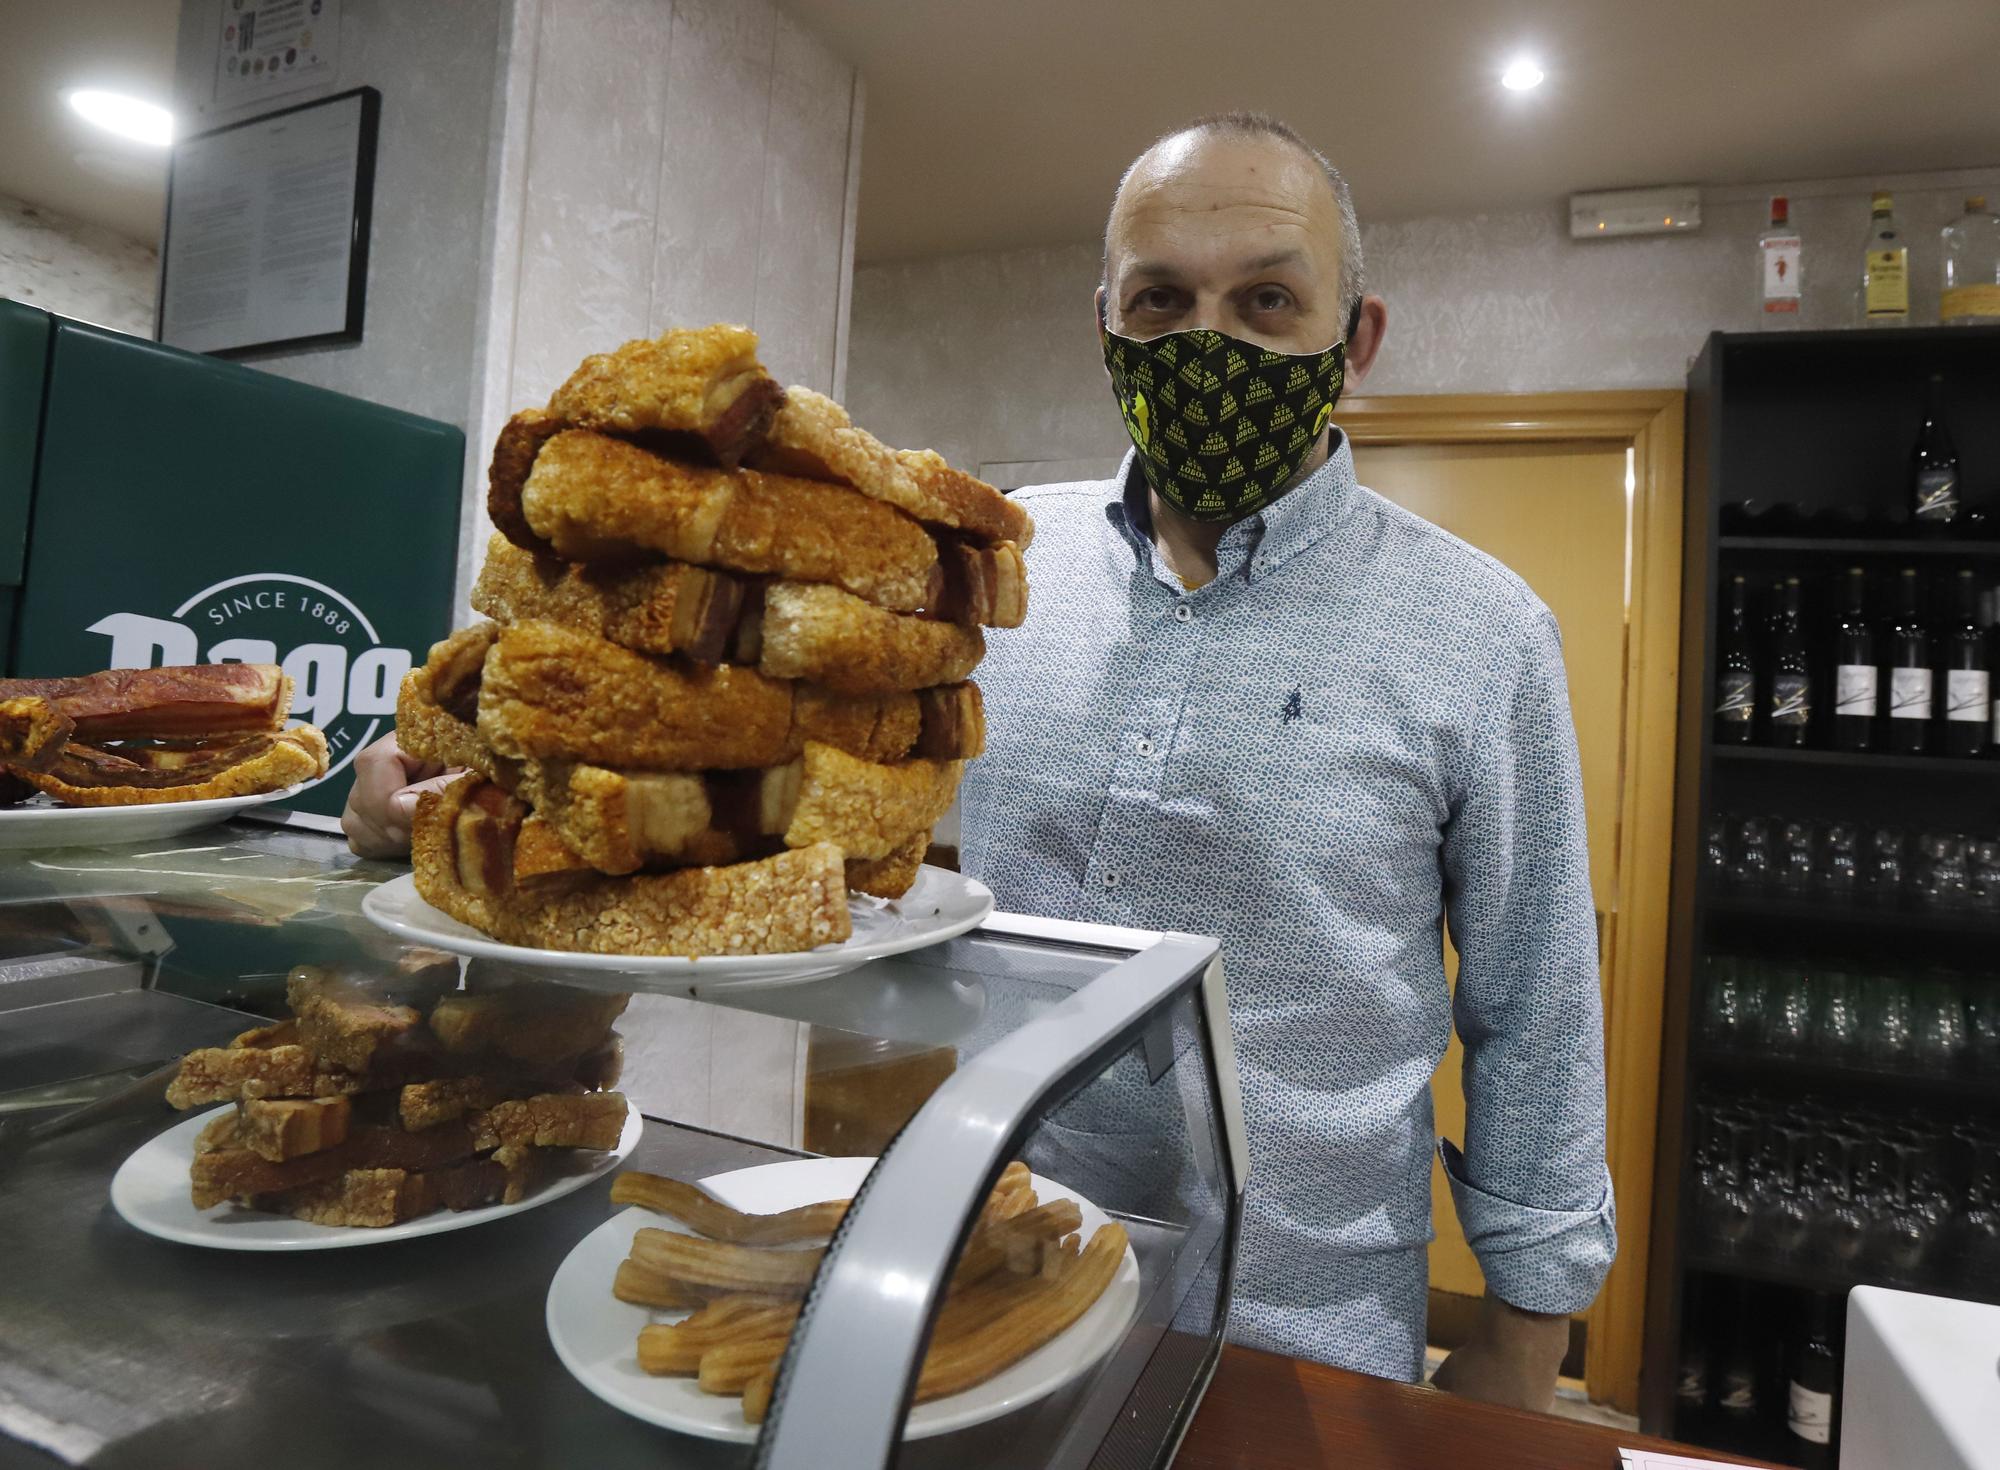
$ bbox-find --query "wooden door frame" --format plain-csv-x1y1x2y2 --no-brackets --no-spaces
1339,390,1686,1412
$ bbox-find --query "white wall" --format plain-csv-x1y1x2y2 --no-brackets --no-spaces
466,0,862,608
0,192,158,338
170,0,506,434
845,167,2000,485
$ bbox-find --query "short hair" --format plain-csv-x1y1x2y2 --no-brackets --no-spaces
1103,111,1365,328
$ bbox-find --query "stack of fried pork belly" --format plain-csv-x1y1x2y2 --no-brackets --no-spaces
398,324,1030,957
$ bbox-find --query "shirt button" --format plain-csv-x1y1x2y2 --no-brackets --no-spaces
1101,869,1122,890
1252,555,1269,574
1172,604,1193,623
1135,737,1156,757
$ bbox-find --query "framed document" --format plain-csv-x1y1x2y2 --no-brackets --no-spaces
158,86,379,357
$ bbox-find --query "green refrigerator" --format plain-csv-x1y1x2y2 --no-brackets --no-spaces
0,299,464,822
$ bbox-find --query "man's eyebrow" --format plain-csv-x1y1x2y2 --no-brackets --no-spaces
1240,247,1313,275
1118,248,1317,287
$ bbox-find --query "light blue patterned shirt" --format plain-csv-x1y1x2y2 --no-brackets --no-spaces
960,432,1616,1379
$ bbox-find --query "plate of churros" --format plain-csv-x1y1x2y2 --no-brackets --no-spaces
545,1156,1139,1441
363,864,994,991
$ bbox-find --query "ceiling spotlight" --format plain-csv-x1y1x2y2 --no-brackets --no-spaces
66,89,173,147
1500,57,1546,92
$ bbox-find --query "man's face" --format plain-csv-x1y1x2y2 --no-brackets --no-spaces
1103,131,1347,355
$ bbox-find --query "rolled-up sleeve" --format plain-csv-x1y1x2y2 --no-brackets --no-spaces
1438,606,1616,1315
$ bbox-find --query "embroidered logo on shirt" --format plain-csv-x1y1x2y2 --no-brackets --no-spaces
1282,688,1304,724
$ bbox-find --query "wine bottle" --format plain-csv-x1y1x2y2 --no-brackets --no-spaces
1768,577,1811,746
1911,375,1961,536
1675,1280,1713,1441
1944,569,1990,756
1716,575,1757,744
1786,1294,1839,1469
1717,1284,1761,1438
1834,567,1877,751
1889,568,1933,754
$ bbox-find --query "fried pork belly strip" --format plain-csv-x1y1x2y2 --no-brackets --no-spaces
476,620,923,770
486,408,568,556
931,539,1028,629
412,775,852,957
8,726,327,806
0,696,73,771
519,430,938,613
758,581,984,692
844,829,928,900
472,535,763,666
0,664,293,741
545,323,783,468
750,387,1035,548
472,535,990,686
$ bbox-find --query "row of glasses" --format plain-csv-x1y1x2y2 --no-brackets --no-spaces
1690,1091,2000,1294
1706,813,2000,911
1702,956,2000,1075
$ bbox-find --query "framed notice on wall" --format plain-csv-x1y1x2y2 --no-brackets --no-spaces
158,86,379,357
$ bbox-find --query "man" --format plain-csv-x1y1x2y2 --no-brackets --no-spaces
954,112,1613,1408
346,110,1612,1411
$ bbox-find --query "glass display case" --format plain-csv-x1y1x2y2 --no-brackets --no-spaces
0,819,1242,1469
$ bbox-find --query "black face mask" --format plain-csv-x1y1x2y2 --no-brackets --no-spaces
1100,320,1346,522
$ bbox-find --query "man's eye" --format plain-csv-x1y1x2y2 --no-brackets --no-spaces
1131,289,1178,312
1250,287,1295,312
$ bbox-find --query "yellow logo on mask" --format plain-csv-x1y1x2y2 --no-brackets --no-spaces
1120,388,1151,448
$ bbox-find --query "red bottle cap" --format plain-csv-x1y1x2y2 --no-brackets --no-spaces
1770,195,1790,225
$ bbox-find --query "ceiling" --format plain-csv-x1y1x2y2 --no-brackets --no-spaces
7,1,1997,261
781,0,2000,262
0,0,179,240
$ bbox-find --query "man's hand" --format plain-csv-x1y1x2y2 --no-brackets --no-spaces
341,733,455,859
1429,1292,1569,1414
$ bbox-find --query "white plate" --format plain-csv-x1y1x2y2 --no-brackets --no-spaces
545,1155,1140,1444
110,1100,642,1251
0,785,305,851
361,865,995,992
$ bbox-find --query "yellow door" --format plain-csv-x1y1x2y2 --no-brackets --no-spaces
1342,393,1684,1410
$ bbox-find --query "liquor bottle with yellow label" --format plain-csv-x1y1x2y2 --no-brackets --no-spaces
1859,190,1910,327
1942,195,2000,326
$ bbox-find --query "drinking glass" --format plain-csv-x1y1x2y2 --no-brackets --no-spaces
1761,964,1814,1056
1957,1137,2000,1296
1819,822,1862,898
1809,1131,1870,1271
1968,839,2000,911
1701,957,1748,1049
1777,820,1817,896
1756,1126,1814,1259
1698,1119,1756,1257
1731,818,1774,893
1814,970,1865,1063
1917,832,1971,910
1704,817,1734,889
1966,984,2000,1071
1867,827,1908,906
1911,972,1970,1074
1863,973,1917,1073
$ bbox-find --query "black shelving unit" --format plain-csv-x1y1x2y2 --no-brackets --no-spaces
1643,325,2000,1461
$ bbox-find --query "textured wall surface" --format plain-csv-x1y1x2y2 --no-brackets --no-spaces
0,192,158,338
468,0,862,605
846,168,2000,481
170,0,505,433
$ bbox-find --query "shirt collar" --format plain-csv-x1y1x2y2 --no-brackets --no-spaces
1104,427,1359,583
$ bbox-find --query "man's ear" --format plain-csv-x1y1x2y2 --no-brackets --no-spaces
1094,284,1109,333
1344,295,1389,383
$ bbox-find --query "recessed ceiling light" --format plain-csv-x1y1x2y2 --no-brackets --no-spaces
1500,57,1546,92
66,89,173,147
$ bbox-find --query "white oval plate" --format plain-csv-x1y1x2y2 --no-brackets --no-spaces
0,785,305,851
545,1155,1140,1444
110,1100,641,1250
361,866,995,992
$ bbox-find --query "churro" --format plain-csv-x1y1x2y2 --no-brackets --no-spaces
612,1171,849,1245
631,1228,825,1297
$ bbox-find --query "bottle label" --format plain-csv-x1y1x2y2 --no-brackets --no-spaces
1771,672,1810,725
1992,696,1999,742
1915,468,1959,522
1867,247,1910,316
1943,283,2000,322
1716,672,1754,723
1788,1382,1833,1444
1836,664,1878,716
1762,236,1803,308
1720,1375,1756,1413
1891,667,1933,718
1948,669,1990,721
